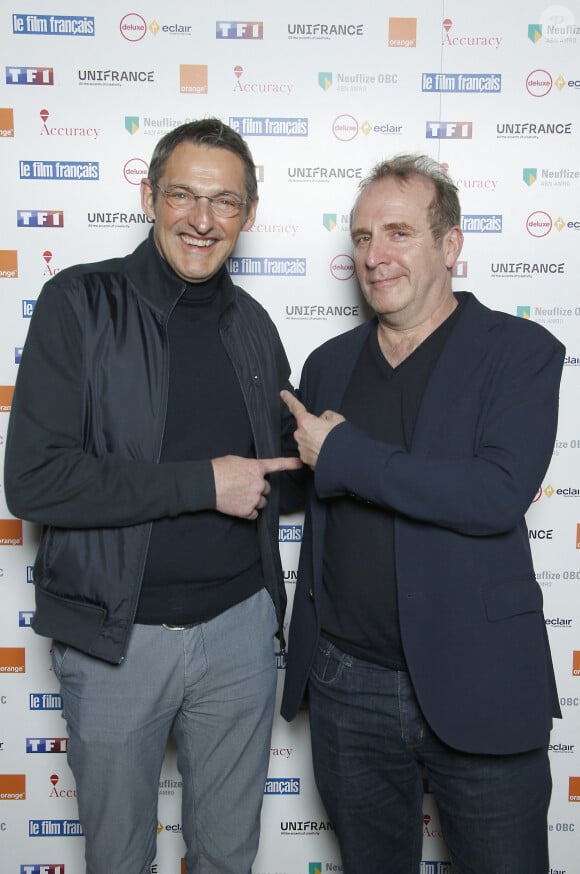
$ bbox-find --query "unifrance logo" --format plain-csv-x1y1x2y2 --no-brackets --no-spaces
6,67,54,85
19,161,99,180
388,17,417,47
216,21,263,39
12,14,94,35
422,73,501,92
426,121,472,138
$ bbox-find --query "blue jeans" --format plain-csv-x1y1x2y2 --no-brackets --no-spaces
52,588,278,874
308,638,551,874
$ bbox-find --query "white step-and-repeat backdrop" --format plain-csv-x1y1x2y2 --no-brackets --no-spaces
1,1,579,872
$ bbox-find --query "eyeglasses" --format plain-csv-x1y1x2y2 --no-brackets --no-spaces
154,184,247,218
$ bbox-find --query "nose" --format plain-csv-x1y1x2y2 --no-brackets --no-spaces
186,196,214,230
364,237,393,269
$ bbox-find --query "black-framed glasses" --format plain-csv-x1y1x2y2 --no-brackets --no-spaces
154,184,247,218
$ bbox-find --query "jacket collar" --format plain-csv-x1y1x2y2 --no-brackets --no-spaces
123,230,237,318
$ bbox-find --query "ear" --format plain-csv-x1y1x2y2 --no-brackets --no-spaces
141,179,156,220
443,225,464,269
241,197,259,231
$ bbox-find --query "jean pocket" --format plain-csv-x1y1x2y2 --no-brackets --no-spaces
50,640,70,680
310,639,347,686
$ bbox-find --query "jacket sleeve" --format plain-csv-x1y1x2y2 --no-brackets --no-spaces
4,282,215,529
313,330,565,536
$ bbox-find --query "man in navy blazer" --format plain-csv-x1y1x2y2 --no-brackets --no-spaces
280,155,564,874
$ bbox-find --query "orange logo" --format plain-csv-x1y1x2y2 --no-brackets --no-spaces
0,107,15,137
180,65,208,94
573,651,580,676
0,647,26,673
0,385,14,412
388,17,417,48
569,776,580,802
181,860,186,874
0,774,26,800
0,519,23,545
0,250,18,278
577,523,580,549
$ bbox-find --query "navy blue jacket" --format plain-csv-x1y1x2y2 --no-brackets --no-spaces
5,233,295,664
281,292,565,755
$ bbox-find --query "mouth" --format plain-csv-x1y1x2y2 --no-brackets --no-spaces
180,233,215,249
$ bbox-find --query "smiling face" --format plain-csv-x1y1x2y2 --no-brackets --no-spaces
141,142,258,284
351,174,463,330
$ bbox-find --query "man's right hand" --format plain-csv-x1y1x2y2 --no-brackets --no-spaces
211,455,303,520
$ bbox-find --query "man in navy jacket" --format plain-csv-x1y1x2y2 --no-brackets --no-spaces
281,154,564,873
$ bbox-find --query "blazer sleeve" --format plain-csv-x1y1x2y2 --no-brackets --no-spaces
313,323,565,536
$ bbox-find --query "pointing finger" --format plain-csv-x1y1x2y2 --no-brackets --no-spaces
258,456,303,475
280,390,308,419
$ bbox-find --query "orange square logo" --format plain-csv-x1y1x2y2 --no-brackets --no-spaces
180,65,208,94
0,519,23,545
0,647,26,673
0,107,15,137
0,774,26,800
388,17,417,47
0,250,18,278
181,860,186,874
569,776,580,802
573,651,580,676
577,523,580,549
0,385,14,412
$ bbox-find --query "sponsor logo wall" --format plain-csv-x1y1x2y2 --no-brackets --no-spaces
1,0,579,871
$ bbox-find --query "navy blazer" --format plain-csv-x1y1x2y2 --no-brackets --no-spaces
281,292,565,755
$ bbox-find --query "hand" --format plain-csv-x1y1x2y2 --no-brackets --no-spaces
281,390,345,469
211,455,303,520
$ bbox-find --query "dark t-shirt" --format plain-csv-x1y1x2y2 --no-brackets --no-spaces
321,301,464,668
